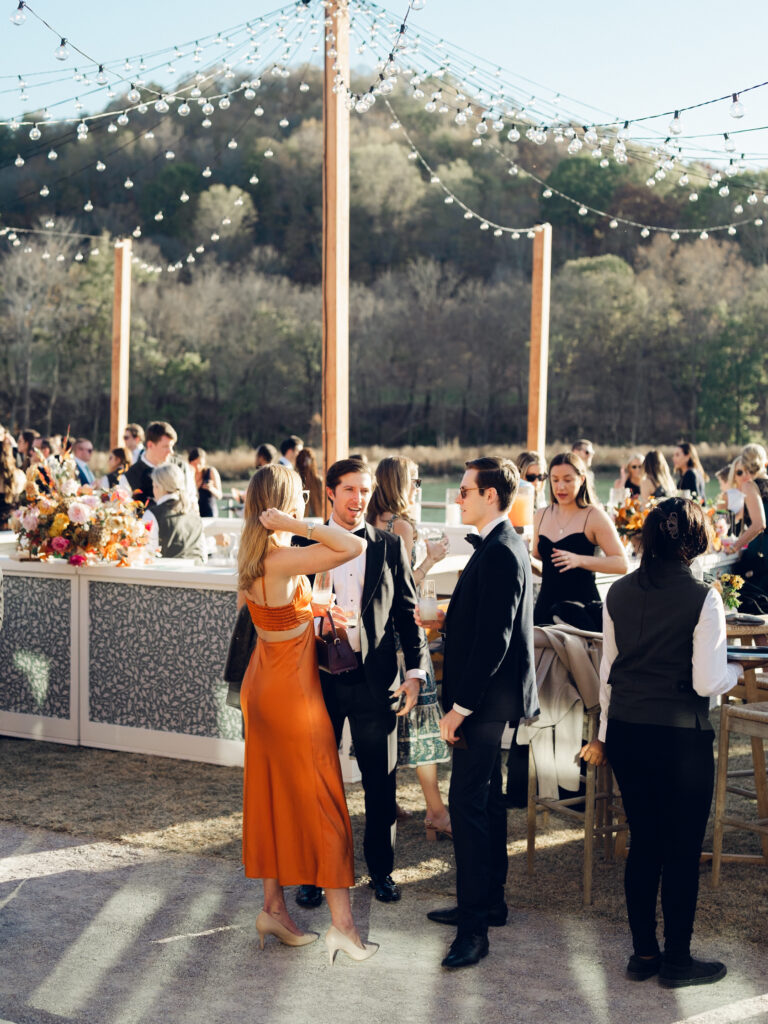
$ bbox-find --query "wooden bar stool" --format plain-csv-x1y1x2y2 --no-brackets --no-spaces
711,702,768,886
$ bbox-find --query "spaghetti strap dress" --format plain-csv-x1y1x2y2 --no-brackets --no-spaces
241,575,354,887
535,507,603,633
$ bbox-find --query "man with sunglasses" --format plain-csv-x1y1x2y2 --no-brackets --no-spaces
420,457,538,969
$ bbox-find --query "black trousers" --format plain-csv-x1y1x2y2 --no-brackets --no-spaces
321,664,397,878
449,718,508,937
605,719,714,960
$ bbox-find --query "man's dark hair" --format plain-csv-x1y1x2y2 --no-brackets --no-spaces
145,421,177,445
465,456,519,512
256,443,277,464
326,457,370,492
280,434,303,456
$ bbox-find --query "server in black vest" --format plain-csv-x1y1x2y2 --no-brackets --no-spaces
296,458,430,908
124,420,177,508
582,498,740,989
423,457,539,970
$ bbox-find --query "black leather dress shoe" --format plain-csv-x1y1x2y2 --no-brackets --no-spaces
427,905,508,928
295,885,323,908
368,874,401,902
441,933,489,970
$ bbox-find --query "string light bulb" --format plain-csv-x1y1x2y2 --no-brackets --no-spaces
127,85,141,104
729,93,744,118
29,124,41,141
54,38,69,61
177,102,191,117
10,2,26,26
669,111,682,135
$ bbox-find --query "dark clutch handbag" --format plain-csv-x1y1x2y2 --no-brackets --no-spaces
224,605,257,709
315,610,358,675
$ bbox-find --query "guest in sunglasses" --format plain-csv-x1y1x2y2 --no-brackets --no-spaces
515,450,548,510
724,447,768,563
614,454,644,498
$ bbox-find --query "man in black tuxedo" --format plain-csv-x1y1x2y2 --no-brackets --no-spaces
421,456,538,969
124,421,177,508
296,457,430,907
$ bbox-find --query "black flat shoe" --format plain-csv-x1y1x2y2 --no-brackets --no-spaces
295,885,323,909
626,953,662,981
368,874,401,903
441,933,489,970
659,957,727,988
427,905,508,928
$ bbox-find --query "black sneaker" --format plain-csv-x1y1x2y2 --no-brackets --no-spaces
626,953,661,981
659,957,727,988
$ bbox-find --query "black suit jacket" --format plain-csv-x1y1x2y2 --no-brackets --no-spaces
356,521,430,705
442,520,538,724
124,458,154,507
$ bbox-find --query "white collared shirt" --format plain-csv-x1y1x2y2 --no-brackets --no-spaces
74,456,94,485
454,512,510,717
327,515,367,653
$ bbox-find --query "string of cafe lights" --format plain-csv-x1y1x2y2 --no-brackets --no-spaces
341,0,768,173
386,100,767,242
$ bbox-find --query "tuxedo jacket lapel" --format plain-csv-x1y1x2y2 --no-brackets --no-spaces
361,522,385,616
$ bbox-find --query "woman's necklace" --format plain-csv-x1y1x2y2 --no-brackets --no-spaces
555,504,582,536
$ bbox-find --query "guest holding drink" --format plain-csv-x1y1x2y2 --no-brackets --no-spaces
614,454,644,497
188,447,223,518
640,450,676,507
367,456,452,840
516,451,548,510
238,465,377,963
581,498,739,987
672,442,707,502
723,449,768,610
533,452,628,632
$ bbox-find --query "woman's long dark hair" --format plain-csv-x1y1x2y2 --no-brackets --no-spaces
640,497,710,583
547,451,596,508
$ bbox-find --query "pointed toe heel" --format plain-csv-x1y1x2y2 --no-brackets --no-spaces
324,926,378,965
256,911,318,949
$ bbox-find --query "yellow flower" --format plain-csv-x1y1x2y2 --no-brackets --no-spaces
48,513,70,538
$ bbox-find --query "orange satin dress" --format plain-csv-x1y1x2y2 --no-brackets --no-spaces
241,575,354,887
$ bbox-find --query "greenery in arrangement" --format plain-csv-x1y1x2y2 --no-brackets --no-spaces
1,70,768,449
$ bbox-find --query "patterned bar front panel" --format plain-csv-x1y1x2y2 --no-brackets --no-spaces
88,582,241,740
0,575,72,719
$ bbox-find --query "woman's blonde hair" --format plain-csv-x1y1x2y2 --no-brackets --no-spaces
152,463,191,513
740,443,768,478
643,449,676,495
238,464,303,592
366,456,418,532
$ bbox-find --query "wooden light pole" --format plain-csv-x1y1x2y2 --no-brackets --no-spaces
527,223,552,454
110,238,132,449
321,0,351,481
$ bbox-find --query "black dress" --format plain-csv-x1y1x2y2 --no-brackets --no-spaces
678,468,705,501
198,468,217,518
535,507,602,632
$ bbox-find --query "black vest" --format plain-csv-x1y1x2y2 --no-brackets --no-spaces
153,500,205,563
606,560,711,730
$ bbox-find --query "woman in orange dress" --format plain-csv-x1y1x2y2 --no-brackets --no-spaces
238,464,377,963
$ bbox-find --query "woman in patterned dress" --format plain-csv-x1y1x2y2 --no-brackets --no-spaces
367,456,452,839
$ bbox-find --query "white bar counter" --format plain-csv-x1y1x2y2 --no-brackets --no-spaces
0,553,243,766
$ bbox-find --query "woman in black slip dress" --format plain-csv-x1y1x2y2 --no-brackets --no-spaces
189,447,223,518
533,451,628,633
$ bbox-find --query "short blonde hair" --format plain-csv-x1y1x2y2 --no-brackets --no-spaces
238,465,303,592
740,444,768,478
152,463,191,513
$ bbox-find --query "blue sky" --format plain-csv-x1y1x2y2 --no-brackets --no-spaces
1,0,767,164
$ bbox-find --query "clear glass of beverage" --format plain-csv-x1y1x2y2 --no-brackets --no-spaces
445,488,461,525
417,579,439,622
312,570,334,608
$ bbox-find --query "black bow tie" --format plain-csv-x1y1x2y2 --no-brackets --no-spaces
354,527,367,538
465,533,482,550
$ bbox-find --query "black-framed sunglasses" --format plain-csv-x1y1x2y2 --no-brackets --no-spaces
301,489,310,503
526,473,547,482
459,485,486,499
411,477,422,488
735,470,745,477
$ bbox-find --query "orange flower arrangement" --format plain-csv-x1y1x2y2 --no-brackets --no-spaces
614,496,650,538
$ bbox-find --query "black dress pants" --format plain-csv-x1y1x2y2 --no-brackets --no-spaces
321,665,397,878
605,718,714,960
448,718,508,937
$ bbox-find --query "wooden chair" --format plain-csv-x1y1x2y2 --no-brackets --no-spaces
711,702,768,886
525,625,627,905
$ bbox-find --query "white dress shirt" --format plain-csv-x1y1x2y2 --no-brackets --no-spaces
74,457,94,485
453,513,512,717
327,516,425,684
598,587,742,741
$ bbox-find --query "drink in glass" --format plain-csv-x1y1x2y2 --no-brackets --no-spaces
445,488,461,525
417,580,439,622
312,570,334,607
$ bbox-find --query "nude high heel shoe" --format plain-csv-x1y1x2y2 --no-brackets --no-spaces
325,926,379,965
424,816,452,841
256,910,318,949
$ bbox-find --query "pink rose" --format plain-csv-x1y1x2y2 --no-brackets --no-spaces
68,553,87,566
67,501,92,525
51,536,70,554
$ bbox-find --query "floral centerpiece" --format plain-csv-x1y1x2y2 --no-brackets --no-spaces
614,496,650,539
10,454,151,565
712,573,744,611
